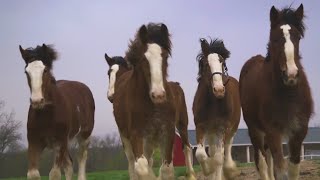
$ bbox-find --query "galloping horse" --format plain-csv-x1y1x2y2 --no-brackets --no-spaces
105,54,196,179
193,38,240,179
239,4,313,180
112,23,194,180
19,44,95,180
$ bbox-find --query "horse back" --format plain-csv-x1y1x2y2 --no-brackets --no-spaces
57,80,95,139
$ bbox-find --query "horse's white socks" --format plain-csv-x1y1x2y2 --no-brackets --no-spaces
258,150,269,180
288,161,300,180
159,162,174,180
27,169,40,180
134,156,149,177
183,146,196,178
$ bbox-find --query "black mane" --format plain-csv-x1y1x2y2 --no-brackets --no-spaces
196,38,230,82
278,7,305,37
145,23,172,55
112,56,127,66
23,44,58,69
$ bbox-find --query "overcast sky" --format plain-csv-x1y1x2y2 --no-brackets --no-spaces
0,1,319,143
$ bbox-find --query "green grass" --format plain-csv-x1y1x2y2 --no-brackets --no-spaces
0,163,255,180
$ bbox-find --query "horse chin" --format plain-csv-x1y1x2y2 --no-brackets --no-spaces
283,78,298,87
107,95,114,103
150,96,167,104
31,103,46,109
213,92,225,99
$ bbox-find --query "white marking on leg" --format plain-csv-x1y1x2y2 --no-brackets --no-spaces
224,136,239,179
121,136,138,180
49,145,62,180
134,156,149,177
266,149,275,180
280,24,298,77
25,61,45,103
27,169,40,180
258,150,269,180
64,156,73,180
143,138,155,168
144,43,165,98
208,53,224,91
195,143,211,175
107,64,119,99
288,161,300,180
159,161,174,180
77,138,89,180
183,146,196,179
213,136,224,180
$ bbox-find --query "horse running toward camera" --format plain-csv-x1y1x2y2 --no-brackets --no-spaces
111,23,195,180
19,44,95,180
104,54,195,179
193,38,241,180
239,4,313,180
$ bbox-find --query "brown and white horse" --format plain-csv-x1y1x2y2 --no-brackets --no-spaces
112,23,195,180
239,4,313,180
193,38,240,179
105,54,196,179
19,44,95,180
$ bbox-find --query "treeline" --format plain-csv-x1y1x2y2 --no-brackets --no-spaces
0,134,128,178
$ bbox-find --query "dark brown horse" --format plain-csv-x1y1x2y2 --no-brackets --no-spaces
104,54,196,179
19,44,95,180
193,38,240,179
239,4,313,180
112,23,195,180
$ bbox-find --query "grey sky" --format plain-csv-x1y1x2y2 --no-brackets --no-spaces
0,0,319,143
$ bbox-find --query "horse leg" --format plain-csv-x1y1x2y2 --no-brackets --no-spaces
143,137,155,168
159,127,175,180
265,133,287,180
177,114,196,179
209,133,224,180
195,126,212,176
131,130,155,180
288,126,308,180
223,135,240,179
248,128,269,180
63,152,73,180
77,136,90,180
49,146,62,180
121,135,138,180
27,141,44,180
265,147,275,180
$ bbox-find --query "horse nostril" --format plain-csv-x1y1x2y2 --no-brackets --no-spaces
213,87,217,92
40,98,44,103
151,92,156,99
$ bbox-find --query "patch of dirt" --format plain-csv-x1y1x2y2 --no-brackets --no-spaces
195,160,320,180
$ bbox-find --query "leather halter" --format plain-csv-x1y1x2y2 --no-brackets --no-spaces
211,61,230,86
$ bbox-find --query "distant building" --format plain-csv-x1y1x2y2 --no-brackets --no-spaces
173,127,320,165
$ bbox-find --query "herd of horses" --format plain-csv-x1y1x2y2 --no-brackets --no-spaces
18,4,313,180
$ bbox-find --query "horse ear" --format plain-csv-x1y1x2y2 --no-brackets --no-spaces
105,53,113,66
138,25,148,44
160,24,169,36
295,4,304,22
42,43,47,49
200,38,209,55
19,45,28,64
270,6,279,27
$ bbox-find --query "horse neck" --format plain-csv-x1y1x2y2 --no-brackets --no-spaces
130,66,150,97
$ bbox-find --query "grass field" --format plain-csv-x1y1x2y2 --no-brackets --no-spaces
1,165,202,180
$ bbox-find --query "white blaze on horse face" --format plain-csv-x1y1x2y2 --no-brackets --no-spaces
144,43,165,98
280,24,298,78
25,61,45,103
208,53,224,91
107,64,119,99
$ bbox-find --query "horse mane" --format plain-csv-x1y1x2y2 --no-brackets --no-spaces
125,23,172,65
25,44,58,69
196,38,230,82
277,7,305,37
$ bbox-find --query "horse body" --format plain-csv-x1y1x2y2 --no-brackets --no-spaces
20,45,94,180
111,23,195,180
193,38,240,180
239,4,313,180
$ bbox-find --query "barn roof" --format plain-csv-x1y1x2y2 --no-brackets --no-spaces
187,127,320,147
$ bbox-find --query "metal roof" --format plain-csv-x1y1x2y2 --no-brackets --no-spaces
187,127,320,146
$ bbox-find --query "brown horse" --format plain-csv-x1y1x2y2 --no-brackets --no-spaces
112,23,195,180
193,38,240,179
104,54,196,179
19,44,95,180
239,4,313,180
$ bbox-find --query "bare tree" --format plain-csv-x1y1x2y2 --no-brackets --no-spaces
0,100,22,155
